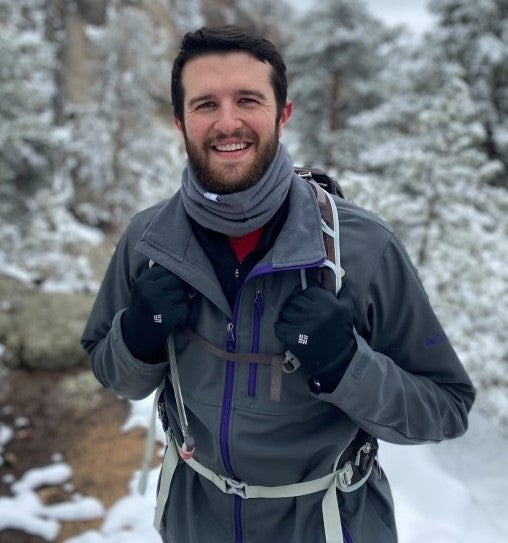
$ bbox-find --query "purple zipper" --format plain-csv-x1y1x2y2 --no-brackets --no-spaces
247,259,325,278
248,290,264,397
342,523,354,543
234,496,243,543
220,321,237,476
220,319,242,543
219,258,325,543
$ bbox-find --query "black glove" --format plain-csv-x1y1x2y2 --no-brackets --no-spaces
122,265,190,362
274,283,356,393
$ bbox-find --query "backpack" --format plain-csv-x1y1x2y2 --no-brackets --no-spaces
294,166,345,198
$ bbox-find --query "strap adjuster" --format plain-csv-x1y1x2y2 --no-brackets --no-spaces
282,350,301,373
221,476,247,499
337,461,354,488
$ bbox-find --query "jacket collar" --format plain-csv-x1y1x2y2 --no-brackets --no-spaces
135,176,326,313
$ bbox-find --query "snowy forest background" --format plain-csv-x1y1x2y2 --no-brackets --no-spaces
0,0,507,428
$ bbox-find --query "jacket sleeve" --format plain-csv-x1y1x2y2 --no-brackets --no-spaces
322,232,475,445
81,218,169,401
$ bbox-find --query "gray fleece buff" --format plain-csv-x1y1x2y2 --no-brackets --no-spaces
180,142,293,236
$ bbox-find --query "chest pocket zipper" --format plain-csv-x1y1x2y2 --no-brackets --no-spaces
248,290,264,398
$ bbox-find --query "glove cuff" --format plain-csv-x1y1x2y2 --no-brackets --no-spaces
307,337,357,393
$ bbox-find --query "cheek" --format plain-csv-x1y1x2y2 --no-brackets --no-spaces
182,117,209,144
254,113,281,137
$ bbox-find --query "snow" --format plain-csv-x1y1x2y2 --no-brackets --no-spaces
381,405,508,542
0,423,14,468
11,463,73,494
0,462,104,541
290,0,436,35
2,395,508,542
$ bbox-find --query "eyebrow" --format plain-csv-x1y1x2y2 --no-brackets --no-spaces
238,89,268,101
188,94,214,108
187,89,268,108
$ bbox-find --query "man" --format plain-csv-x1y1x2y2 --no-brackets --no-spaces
82,25,475,543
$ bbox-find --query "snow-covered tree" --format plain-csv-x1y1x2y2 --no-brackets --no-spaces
339,40,508,424
167,0,204,32
68,2,185,233
0,0,58,224
0,0,103,290
428,0,508,186
286,0,392,169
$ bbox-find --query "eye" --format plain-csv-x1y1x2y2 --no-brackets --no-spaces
239,97,259,105
195,101,216,110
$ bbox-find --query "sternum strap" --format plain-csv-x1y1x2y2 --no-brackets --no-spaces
153,433,374,543
180,327,284,401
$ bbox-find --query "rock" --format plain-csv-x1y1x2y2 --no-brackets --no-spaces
0,278,94,370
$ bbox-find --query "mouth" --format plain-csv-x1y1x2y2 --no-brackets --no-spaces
213,142,250,152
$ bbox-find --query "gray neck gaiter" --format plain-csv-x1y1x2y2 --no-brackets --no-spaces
180,142,293,236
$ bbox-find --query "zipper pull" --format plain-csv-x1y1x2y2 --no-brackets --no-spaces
255,290,264,317
226,321,235,351
355,442,372,467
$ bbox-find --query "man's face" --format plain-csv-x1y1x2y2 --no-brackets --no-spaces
175,52,292,194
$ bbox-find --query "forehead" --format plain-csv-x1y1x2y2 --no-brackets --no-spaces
181,51,274,99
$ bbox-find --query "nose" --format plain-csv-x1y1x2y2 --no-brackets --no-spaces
214,103,243,134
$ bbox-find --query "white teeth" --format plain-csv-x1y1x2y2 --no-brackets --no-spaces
215,143,248,152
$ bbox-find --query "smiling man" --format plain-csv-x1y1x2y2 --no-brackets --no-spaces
82,26,475,543
175,51,292,194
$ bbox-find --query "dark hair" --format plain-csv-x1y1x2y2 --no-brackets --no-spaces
171,25,288,122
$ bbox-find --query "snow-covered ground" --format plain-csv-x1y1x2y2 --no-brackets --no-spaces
380,402,508,542
1,395,507,542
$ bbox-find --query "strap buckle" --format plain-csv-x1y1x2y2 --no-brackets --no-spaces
282,350,301,373
337,461,354,488
221,476,247,499
295,169,313,179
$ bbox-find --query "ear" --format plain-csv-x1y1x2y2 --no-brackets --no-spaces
278,101,293,137
174,116,185,136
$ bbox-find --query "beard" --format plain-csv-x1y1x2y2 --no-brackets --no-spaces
183,127,280,195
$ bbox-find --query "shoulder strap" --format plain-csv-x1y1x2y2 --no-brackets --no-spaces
294,167,345,198
294,168,344,295
295,168,378,471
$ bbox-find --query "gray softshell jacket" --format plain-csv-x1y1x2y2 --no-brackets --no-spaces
82,176,475,543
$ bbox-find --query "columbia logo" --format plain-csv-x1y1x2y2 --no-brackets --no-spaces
298,334,309,345
153,314,162,323
425,333,447,347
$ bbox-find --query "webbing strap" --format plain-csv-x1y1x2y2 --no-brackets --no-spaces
153,434,373,542
180,327,283,365
307,180,342,296
138,380,165,495
180,327,284,401
153,432,179,531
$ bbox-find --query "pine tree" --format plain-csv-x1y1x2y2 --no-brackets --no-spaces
0,0,58,225
0,0,101,290
68,1,185,233
339,39,508,424
285,0,391,169
428,0,508,186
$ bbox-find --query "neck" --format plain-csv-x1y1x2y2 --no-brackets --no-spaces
180,142,294,236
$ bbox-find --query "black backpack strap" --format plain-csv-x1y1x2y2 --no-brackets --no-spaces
295,166,379,478
294,166,345,198
295,168,344,295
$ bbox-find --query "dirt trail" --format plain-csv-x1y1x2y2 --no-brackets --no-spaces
0,368,151,543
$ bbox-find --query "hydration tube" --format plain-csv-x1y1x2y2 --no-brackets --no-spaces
168,333,195,460
148,259,195,460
